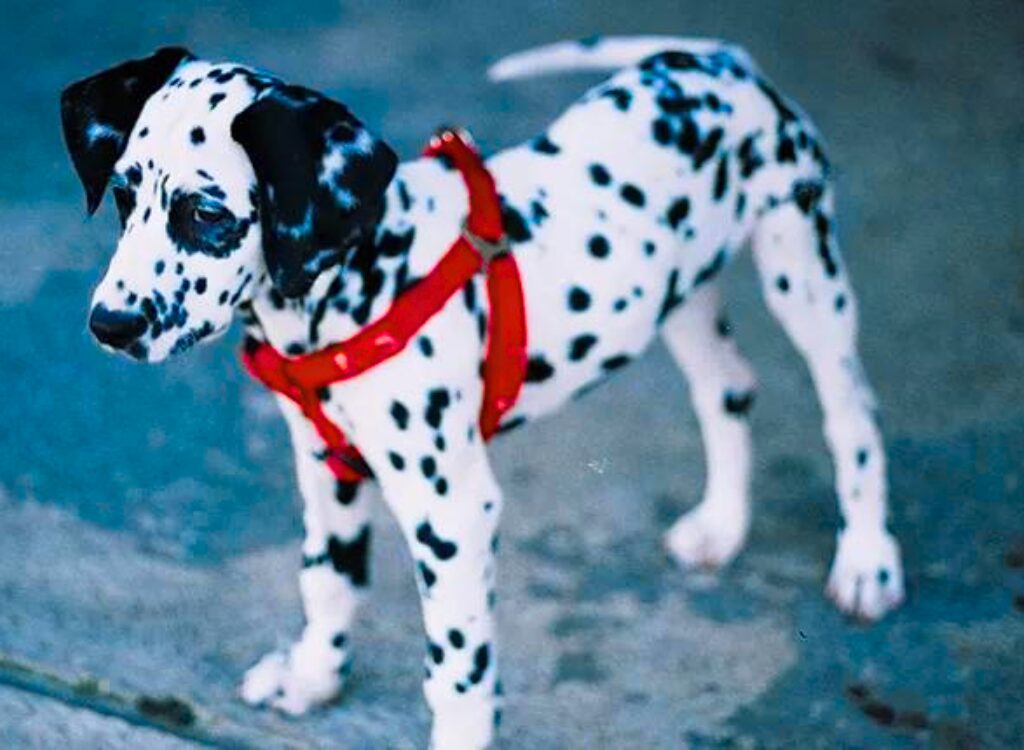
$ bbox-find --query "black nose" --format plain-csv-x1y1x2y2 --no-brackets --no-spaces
89,304,148,349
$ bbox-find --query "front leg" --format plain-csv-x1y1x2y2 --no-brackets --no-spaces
376,436,503,750
241,397,372,714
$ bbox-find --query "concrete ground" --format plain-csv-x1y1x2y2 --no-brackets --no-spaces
1,0,1022,747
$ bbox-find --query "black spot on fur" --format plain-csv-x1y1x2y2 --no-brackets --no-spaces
723,390,756,416
468,644,490,684
814,212,839,277
652,118,673,145
737,134,765,178
588,234,610,258
377,226,416,257
531,135,560,154
677,118,699,154
644,50,703,72
335,481,359,505
568,287,591,312
620,184,645,207
693,127,723,169
530,200,549,225
425,388,451,430
396,180,413,211
388,451,406,471
776,137,797,163
208,92,226,109
794,180,825,214
526,356,555,383
190,127,205,144
568,334,597,361
302,529,370,587
666,197,690,229
601,87,632,111
463,279,477,313
602,354,630,372
501,201,532,243
694,249,727,287
776,275,790,293
390,401,410,430
657,269,686,324
756,78,799,123
496,415,526,434
713,156,729,200
589,164,611,186
448,629,465,649
416,521,457,561
418,561,437,589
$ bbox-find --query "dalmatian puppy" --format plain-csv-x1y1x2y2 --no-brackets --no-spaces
61,36,904,749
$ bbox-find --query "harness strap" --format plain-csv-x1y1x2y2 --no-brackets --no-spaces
242,128,527,481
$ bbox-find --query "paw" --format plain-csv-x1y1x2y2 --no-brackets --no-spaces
826,527,905,621
664,502,749,570
239,640,348,715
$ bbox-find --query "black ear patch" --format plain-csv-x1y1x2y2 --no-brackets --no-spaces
61,47,194,215
231,85,398,297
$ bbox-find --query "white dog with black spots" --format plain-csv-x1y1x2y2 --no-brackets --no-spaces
61,35,904,749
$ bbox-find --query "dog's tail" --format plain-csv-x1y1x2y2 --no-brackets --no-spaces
487,35,757,82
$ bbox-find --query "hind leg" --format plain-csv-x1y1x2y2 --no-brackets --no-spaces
752,195,904,620
661,282,758,569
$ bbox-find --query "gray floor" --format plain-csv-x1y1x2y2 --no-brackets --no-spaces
1,0,1023,747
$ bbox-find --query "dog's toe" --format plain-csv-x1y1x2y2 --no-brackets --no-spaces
240,650,289,706
664,504,748,571
239,642,346,715
826,527,905,622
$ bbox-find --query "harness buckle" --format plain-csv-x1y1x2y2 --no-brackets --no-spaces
462,220,510,267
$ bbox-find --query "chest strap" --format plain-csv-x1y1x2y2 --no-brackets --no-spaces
242,128,527,482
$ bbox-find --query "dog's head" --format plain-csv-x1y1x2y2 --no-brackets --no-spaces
61,47,397,361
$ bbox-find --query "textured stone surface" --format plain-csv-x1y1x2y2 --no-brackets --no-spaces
1,0,1022,747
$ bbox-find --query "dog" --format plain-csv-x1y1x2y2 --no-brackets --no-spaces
61,35,905,748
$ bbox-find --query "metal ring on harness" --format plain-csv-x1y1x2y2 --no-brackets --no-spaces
461,220,510,266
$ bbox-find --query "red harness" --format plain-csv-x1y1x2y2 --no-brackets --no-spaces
242,129,527,483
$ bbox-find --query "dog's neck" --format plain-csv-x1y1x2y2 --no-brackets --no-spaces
245,157,469,355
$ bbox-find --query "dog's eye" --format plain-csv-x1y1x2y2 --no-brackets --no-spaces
193,205,228,224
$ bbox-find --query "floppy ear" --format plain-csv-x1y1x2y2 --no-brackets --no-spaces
61,47,194,215
231,84,398,298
